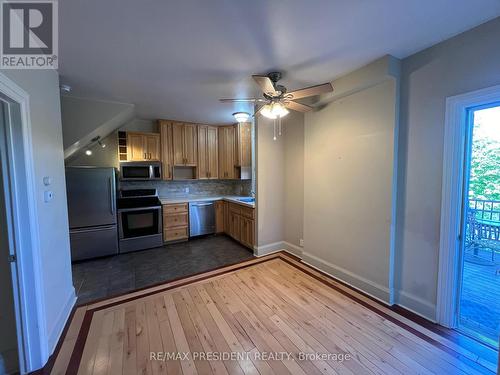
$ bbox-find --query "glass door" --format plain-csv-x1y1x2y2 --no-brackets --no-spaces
458,103,500,347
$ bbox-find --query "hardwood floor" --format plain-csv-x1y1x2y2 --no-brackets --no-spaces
50,253,497,375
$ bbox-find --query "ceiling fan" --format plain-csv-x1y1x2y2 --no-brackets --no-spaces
220,72,333,139
220,71,333,117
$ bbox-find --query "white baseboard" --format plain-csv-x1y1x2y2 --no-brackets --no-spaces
395,290,437,322
47,287,76,355
301,251,391,304
254,241,303,258
281,241,303,257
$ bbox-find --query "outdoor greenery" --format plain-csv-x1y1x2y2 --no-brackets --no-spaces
468,121,500,201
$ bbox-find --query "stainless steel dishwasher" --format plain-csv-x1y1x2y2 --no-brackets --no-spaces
189,201,216,237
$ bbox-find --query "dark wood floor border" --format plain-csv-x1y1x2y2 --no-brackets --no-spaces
62,251,495,375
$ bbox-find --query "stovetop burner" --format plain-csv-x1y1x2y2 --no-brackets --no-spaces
117,188,161,209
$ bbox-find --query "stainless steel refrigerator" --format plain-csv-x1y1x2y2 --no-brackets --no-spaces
65,167,118,261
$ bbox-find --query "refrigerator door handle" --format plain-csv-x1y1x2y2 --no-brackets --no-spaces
109,177,115,215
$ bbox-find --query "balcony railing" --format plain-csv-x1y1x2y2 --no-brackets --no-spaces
465,199,500,261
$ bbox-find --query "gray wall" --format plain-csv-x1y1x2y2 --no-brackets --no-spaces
303,76,399,303
256,115,285,247
283,113,305,249
395,17,500,318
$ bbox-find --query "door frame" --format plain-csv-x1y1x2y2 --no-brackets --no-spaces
437,83,500,327
0,72,48,372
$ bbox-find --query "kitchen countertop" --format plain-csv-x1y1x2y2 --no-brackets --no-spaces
159,195,255,208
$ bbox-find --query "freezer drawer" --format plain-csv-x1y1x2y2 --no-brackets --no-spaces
70,225,119,261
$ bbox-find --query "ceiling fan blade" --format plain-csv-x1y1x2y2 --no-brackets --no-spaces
252,75,277,96
219,98,265,103
287,82,333,100
285,100,313,113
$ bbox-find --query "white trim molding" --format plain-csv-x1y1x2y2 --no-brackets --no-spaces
47,289,75,353
254,241,303,258
302,251,392,304
437,83,500,327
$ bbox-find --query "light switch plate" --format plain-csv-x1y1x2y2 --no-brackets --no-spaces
299,239,304,247
44,190,54,202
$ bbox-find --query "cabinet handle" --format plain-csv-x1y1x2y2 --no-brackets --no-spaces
144,153,147,159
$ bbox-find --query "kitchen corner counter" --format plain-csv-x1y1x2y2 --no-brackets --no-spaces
159,195,255,208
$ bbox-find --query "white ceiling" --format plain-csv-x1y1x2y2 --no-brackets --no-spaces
59,0,500,124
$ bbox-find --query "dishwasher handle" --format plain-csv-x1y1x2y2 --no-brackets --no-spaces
190,202,214,207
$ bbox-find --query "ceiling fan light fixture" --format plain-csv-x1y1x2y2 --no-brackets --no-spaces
232,112,250,123
260,102,289,119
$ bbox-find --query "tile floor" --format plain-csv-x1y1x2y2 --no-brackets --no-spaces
72,235,254,304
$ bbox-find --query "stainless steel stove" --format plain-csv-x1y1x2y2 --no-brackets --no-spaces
117,188,163,253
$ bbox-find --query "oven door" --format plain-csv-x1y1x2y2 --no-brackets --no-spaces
118,207,161,239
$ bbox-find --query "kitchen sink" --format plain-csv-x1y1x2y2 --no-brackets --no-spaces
236,197,255,203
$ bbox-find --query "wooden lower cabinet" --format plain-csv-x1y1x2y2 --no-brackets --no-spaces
163,203,189,242
223,201,255,249
215,201,225,233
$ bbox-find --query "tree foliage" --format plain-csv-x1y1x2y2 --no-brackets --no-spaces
468,124,500,201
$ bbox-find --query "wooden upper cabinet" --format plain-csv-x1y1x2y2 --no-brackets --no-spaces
126,132,160,161
158,120,173,180
127,132,146,161
184,124,197,166
207,126,218,179
146,134,161,160
172,122,197,166
237,122,252,167
172,122,185,165
198,125,218,179
218,126,236,179
197,125,208,178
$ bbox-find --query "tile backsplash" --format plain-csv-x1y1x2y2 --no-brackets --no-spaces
120,179,252,198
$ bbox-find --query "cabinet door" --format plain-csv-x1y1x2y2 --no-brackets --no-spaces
172,122,185,165
238,122,252,167
215,201,224,233
159,121,173,180
145,134,161,160
218,126,235,179
197,126,208,179
127,133,146,161
240,217,255,249
230,212,240,241
207,126,218,179
223,201,229,233
184,124,198,166
218,127,226,178
225,126,236,179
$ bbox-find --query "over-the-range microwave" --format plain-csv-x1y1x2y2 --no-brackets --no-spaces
119,161,161,181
